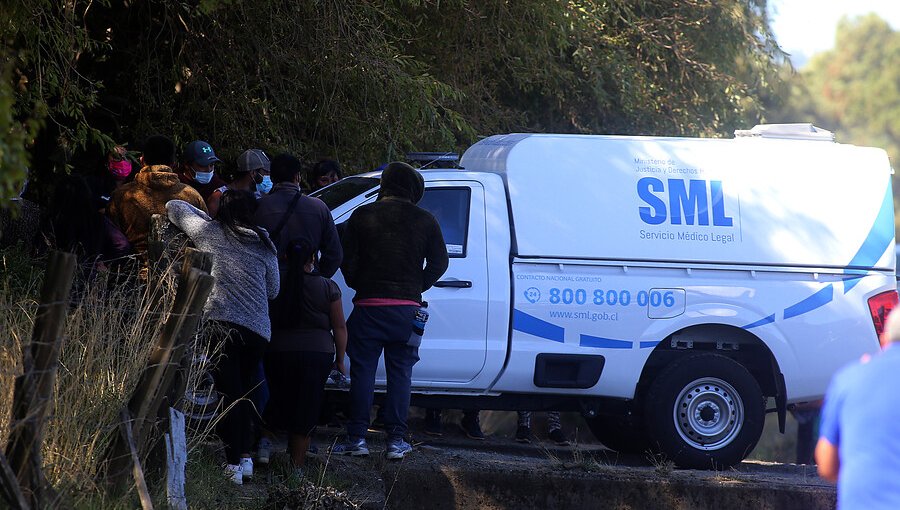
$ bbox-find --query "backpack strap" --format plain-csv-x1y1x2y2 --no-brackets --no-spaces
269,192,301,245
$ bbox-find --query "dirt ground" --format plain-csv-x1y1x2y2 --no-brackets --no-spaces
261,410,835,510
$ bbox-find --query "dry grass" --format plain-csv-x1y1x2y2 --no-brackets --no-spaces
0,246,218,506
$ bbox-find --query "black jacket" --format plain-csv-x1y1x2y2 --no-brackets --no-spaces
341,196,448,303
254,182,343,277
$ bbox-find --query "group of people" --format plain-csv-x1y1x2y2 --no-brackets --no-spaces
46,135,454,484
2,134,575,487
103,136,437,484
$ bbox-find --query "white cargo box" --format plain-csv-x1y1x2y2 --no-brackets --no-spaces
460,130,894,270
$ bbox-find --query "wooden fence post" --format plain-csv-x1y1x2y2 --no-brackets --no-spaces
104,259,214,491
3,251,76,509
119,409,153,510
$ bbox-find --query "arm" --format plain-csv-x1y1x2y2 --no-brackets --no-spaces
206,190,222,218
815,437,839,482
421,218,449,291
330,296,348,375
816,373,844,483
265,250,280,300
317,206,343,278
165,200,210,238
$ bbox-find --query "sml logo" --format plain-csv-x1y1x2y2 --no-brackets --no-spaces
524,287,541,303
637,178,733,226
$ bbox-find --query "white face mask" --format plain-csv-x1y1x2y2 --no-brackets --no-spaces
256,175,273,194
194,170,214,184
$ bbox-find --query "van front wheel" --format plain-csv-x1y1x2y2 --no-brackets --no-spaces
643,353,764,469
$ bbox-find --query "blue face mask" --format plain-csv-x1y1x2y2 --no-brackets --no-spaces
194,170,214,185
256,175,273,194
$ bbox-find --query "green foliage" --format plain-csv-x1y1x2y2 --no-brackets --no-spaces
0,0,115,202
2,0,786,196
772,14,900,234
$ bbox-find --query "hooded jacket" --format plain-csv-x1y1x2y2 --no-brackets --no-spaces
341,162,448,303
109,165,208,255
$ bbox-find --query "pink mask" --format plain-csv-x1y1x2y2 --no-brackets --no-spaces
109,159,132,178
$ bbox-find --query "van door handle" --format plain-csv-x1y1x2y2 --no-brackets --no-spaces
434,280,472,288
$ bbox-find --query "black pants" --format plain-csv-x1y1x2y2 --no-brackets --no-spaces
264,350,333,436
209,321,266,465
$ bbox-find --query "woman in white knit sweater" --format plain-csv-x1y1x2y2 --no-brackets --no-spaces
167,190,279,485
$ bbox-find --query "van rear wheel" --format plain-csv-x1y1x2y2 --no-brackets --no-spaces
643,353,764,469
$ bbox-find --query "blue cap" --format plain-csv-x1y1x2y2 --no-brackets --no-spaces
184,140,220,166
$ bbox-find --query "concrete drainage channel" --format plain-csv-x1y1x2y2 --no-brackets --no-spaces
321,436,836,510
383,462,834,509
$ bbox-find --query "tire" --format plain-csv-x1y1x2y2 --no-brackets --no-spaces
181,370,220,426
643,353,765,469
586,413,652,454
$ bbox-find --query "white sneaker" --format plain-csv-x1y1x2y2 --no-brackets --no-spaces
239,457,253,479
257,437,272,464
225,463,243,485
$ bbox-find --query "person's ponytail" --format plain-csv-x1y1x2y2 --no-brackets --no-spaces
218,189,267,241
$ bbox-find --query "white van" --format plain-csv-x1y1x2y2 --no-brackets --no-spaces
315,124,898,468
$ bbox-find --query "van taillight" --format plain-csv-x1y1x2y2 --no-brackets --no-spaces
868,290,899,339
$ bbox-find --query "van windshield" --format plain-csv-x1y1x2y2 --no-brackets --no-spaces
311,176,379,211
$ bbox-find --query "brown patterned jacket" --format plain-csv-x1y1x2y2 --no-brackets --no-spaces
108,165,207,255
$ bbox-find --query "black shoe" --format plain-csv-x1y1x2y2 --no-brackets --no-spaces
548,428,569,446
515,425,531,443
460,416,485,440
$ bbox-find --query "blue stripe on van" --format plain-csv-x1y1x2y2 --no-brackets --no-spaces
844,182,894,292
639,340,662,349
742,314,775,330
842,274,866,294
783,284,834,320
579,334,632,349
512,309,565,342
744,184,891,328
847,182,894,268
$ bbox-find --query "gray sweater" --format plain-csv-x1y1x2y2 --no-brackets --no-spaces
166,200,280,340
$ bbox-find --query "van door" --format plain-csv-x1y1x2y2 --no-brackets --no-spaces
411,182,489,384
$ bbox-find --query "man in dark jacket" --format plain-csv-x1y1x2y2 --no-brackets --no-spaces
254,154,342,277
332,161,448,460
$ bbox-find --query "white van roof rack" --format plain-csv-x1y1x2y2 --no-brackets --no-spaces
734,123,835,141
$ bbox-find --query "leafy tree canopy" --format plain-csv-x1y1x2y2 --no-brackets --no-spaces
1,0,785,202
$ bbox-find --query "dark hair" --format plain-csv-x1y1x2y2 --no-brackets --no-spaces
270,153,302,184
217,190,267,241
141,135,176,166
270,238,314,329
44,175,103,258
308,159,342,182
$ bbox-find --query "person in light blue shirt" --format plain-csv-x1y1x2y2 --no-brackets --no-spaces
817,308,900,509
